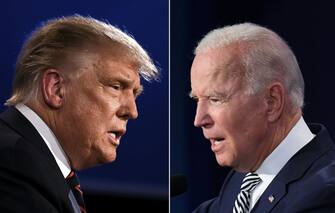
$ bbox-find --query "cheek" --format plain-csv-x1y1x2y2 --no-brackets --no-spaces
63,99,105,137
215,105,266,148
94,88,122,116
78,92,120,119
231,99,267,134
104,97,120,113
215,144,239,167
213,108,242,135
233,115,268,159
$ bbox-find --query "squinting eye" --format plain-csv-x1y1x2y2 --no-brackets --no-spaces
191,97,199,103
209,97,223,105
111,84,121,90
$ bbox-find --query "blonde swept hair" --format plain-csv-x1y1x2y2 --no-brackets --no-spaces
6,14,158,106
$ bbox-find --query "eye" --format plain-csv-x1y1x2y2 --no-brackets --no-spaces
191,96,199,103
111,84,122,91
208,96,224,105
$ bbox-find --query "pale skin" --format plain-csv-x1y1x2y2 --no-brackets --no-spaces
27,47,142,170
190,46,301,172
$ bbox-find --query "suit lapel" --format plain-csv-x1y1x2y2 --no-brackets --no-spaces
218,170,245,212
0,107,74,211
0,107,57,166
252,124,334,213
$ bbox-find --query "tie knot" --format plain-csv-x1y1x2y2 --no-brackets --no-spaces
233,173,261,213
66,170,80,187
240,172,261,192
66,170,76,179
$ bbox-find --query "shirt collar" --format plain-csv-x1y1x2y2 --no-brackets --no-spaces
256,116,315,179
15,104,71,178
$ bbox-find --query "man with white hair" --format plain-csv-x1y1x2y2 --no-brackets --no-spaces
190,23,335,212
0,15,158,213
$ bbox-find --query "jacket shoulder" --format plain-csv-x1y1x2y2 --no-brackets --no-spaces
0,120,73,213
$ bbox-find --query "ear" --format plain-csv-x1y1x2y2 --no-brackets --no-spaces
265,82,285,122
41,69,65,109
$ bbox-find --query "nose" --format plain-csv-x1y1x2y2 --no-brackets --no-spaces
194,101,213,128
117,92,138,120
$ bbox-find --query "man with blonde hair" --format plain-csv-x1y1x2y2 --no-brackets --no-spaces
0,15,158,213
190,23,335,212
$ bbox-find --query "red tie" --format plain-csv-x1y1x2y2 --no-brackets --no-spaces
66,170,87,213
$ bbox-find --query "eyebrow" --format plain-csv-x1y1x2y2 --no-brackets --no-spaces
117,77,144,97
189,90,232,101
116,78,143,97
189,91,197,99
134,85,144,97
101,75,143,97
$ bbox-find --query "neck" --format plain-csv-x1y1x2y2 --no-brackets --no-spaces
248,108,302,172
26,99,74,166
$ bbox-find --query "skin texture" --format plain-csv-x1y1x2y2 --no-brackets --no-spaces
190,46,301,172
29,47,142,170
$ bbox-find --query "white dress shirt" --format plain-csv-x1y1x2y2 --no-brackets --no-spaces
15,104,71,178
249,116,315,211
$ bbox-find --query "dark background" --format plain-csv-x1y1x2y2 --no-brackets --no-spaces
171,0,335,212
0,0,168,211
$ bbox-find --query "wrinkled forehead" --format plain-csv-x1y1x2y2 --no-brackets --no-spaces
191,47,244,87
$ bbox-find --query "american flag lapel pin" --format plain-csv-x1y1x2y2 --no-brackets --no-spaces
268,195,275,203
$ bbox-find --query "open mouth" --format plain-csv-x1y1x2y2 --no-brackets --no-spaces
214,140,223,145
108,131,124,147
209,138,226,152
210,138,225,145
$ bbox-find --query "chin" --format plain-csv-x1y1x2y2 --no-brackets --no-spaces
216,159,227,167
107,155,117,163
102,151,117,163
215,156,231,167
83,153,116,168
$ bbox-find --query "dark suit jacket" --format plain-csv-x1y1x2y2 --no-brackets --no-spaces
193,124,335,213
0,107,74,212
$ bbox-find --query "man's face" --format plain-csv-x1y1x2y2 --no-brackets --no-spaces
58,49,142,170
190,48,271,172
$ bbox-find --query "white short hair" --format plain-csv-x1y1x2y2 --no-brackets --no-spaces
195,23,304,109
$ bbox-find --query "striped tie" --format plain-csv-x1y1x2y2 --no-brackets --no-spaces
233,173,261,213
66,170,87,213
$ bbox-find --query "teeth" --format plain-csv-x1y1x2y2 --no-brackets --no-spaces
214,140,222,145
108,132,120,146
109,133,116,139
